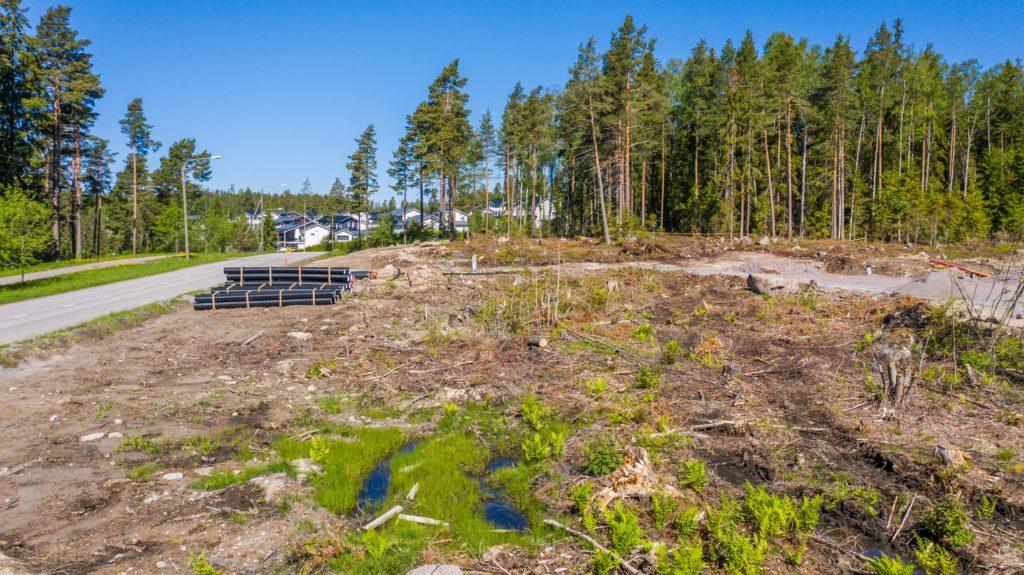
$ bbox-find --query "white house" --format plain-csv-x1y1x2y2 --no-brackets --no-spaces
277,220,330,251
402,209,470,233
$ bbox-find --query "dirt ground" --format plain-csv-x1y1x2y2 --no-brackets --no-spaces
1,237,1022,575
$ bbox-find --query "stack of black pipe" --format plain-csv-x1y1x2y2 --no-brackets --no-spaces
194,266,373,311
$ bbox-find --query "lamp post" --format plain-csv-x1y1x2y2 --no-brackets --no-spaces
181,154,220,259
255,183,288,252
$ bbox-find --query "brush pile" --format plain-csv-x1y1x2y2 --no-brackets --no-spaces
194,266,376,310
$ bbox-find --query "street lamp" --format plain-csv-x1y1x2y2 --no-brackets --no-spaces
181,154,221,259
255,183,288,252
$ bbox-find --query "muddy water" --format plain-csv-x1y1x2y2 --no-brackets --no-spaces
355,440,419,514
479,458,529,531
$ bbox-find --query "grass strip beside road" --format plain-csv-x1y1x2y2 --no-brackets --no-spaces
0,252,253,305
0,252,163,279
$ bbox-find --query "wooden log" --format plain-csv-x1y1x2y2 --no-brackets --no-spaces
406,483,419,501
398,513,448,527
362,505,403,531
543,518,640,575
527,335,549,348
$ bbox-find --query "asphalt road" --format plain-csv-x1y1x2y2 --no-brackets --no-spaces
0,252,323,346
0,255,170,287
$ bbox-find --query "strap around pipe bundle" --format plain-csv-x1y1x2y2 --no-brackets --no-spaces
245,291,250,308
211,291,217,310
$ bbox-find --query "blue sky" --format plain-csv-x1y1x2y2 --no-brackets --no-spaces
22,0,1024,200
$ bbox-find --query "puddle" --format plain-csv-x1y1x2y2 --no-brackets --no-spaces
478,457,529,531
355,440,419,514
355,444,529,531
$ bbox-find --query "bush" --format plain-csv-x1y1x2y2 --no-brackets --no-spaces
651,492,678,530
606,501,645,555
919,497,974,549
591,549,618,575
711,526,766,575
744,484,796,540
914,537,959,575
520,395,550,432
522,432,552,463
865,555,915,575
308,436,330,464
657,539,704,575
635,366,661,389
189,554,225,575
679,460,707,493
570,481,593,512
661,340,682,365
674,506,703,538
583,435,623,476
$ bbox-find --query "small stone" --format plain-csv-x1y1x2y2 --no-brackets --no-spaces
114,418,123,425
248,473,292,504
49,414,58,422
276,359,297,374
194,467,214,477
161,472,184,481
307,385,316,392
156,560,167,568
107,431,123,439
292,458,322,475
79,432,105,443
758,236,771,246
287,331,313,341
218,375,232,381
934,445,968,467
143,493,161,504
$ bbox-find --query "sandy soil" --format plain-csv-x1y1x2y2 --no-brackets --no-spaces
0,240,1021,575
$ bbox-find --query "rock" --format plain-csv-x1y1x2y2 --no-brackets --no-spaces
161,472,184,481
194,467,214,477
380,264,401,280
738,236,753,246
287,332,313,341
248,473,292,504
292,458,322,475
0,551,31,575
79,432,105,442
114,418,123,426
276,359,297,375
606,279,619,293
143,493,161,504
405,565,464,575
758,236,771,246
156,560,167,569
496,236,509,244
934,445,968,467
106,432,123,439
746,274,770,295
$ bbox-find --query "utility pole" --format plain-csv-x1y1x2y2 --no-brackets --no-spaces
180,154,220,259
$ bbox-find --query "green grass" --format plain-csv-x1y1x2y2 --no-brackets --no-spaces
0,252,251,305
277,427,408,514
189,460,295,490
0,252,165,279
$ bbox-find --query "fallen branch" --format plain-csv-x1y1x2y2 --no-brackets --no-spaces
406,483,419,501
811,533,871,563
890,494,917,542
242,330,265,345
362,505,403,530
543,518,640,575
398,513,448,527
689,420,744,431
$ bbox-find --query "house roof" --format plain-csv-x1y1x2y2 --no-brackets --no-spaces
277,220,329,233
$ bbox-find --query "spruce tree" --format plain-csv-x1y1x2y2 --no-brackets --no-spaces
0,0,35,189
346,124,378,245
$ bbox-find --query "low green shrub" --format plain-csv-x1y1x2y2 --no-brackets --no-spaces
679,460,707,493
583,435,623,476
919,497,974,549
606,501,645,555
865,554,915,575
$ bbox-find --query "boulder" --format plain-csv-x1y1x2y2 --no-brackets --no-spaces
287,332,313,342
276,359,297,375
934,445,968,467
758,236,771,246
248,473,292,504
79,432,105,442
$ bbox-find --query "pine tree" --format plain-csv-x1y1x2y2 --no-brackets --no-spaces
82,135,113,256
389,117,417,243
346,124,378,245
477,110,497,233
412,60,473,239
119,97,159,255
29,6,102,258
0,0,35,189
